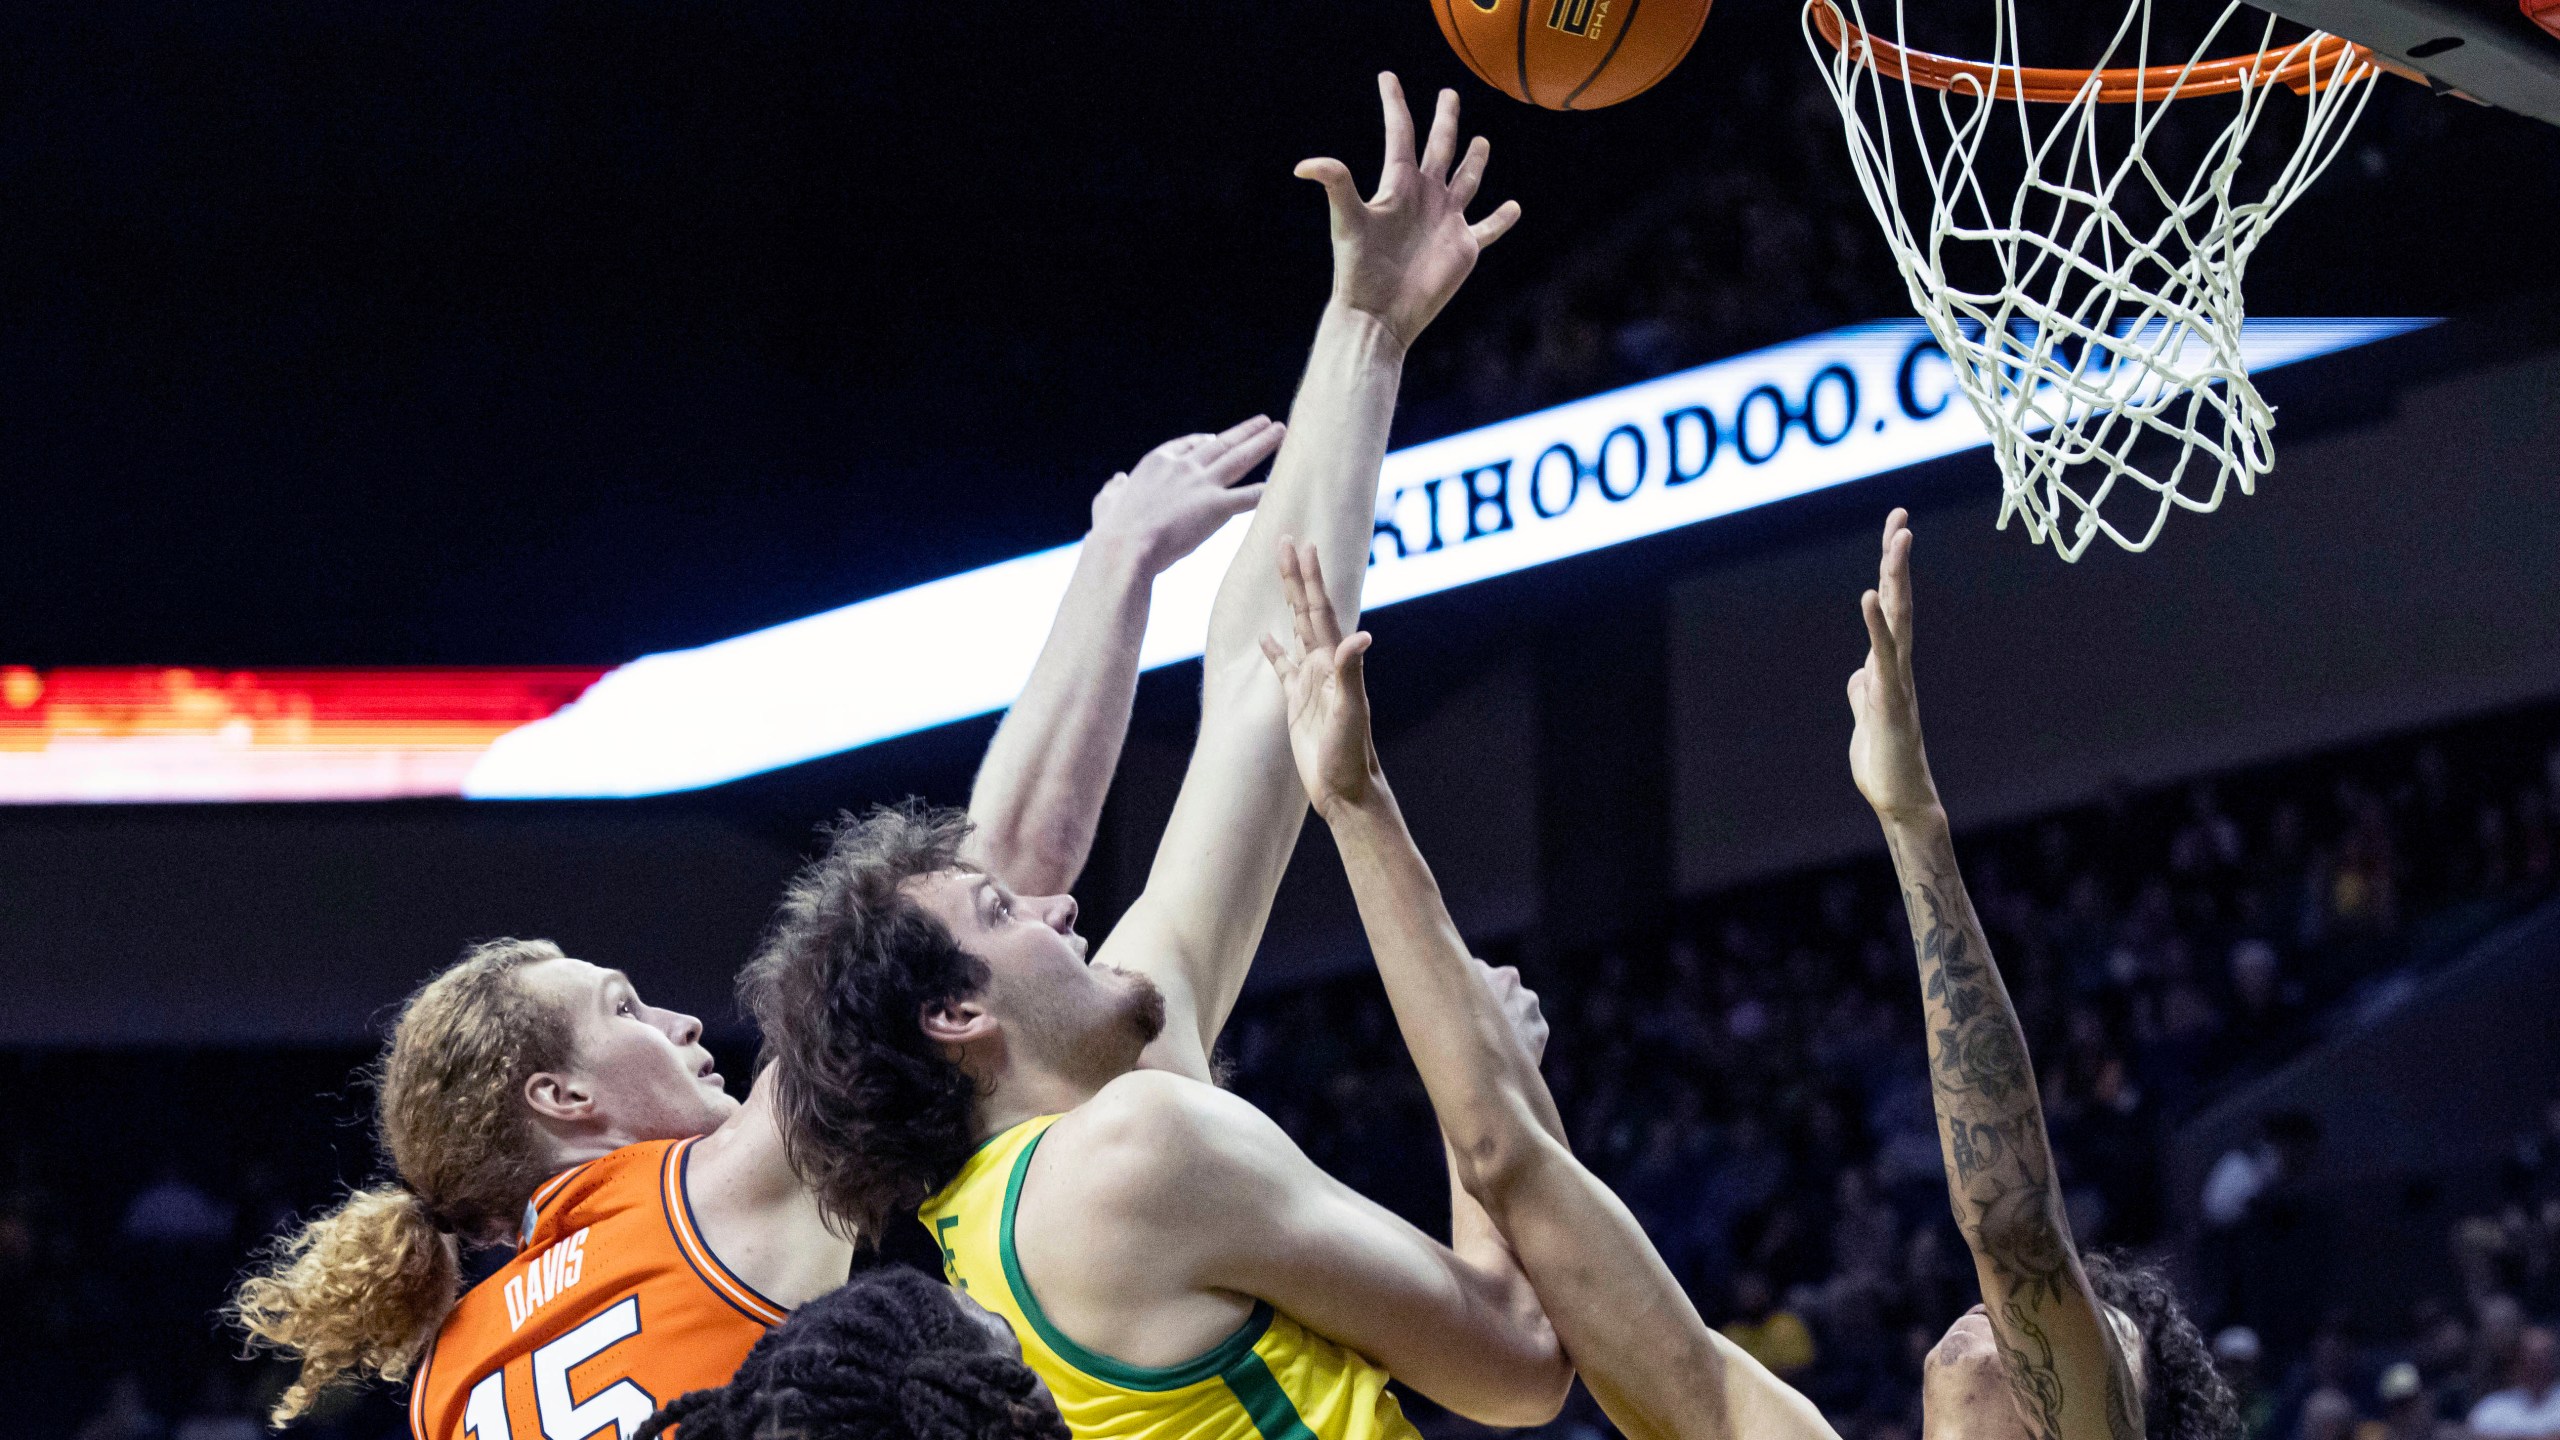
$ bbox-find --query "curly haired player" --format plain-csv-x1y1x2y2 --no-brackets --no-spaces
1846,510,2238,1440
746,75,1563,1440
225,416,1283,1434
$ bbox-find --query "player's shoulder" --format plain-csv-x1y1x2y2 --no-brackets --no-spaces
1047,1071,1287,1208
1017,1073,1292,1279
537,1137,684,1221
1072,1068,1260,1146
427,1138,725,1366
456,1142,680,1285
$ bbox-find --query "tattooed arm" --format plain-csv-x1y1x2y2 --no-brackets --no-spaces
1845,510,2143,1440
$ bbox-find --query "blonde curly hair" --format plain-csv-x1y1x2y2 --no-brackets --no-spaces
229,938,576,1425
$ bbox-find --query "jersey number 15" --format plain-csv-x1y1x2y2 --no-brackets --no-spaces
460,1297,657,1440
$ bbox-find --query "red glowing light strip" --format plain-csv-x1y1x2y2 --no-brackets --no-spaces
0,667,605,802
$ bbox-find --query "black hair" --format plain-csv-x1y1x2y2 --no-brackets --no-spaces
637,1265,1067,1440
739,802,988,1243
2085,1251,2241,1440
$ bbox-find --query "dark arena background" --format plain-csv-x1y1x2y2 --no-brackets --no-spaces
6,3,2560,1438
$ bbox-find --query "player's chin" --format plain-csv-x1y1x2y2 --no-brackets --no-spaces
695,1077,743,1117
1119,970,1168,1046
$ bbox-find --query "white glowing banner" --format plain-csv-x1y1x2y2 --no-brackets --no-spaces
462,316,2426,798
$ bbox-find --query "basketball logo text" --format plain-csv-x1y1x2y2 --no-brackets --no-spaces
1546,0,1610,39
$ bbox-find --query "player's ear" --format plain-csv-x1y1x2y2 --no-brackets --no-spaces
523,1070,596,1123
920,997,996,1052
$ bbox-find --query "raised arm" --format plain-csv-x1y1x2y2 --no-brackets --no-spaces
965,418,1283,894
1846,509,2142,1440
1264,540,1839,1440
1098,73,1519,1079
694,428,1278,1288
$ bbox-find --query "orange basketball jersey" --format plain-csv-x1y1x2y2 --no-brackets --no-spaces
409,1137,788,1440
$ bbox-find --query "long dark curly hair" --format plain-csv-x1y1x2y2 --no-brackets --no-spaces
740,802,988,1244
637,1264,1067,1440
2085,1251,2241,1440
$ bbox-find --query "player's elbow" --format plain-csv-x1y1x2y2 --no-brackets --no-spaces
1964,1200,2072,1280
1439,1251,1572,1428
1463,1313,1574,1428
1449,1113,1570,1217
1494,1353,1576,1428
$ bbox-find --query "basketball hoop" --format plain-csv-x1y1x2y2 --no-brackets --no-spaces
1804,0,2383,560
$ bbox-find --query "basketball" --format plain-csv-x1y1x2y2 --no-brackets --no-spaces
1430,0,1714,109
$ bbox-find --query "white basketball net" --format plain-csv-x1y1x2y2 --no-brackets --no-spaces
1804,0,2380,559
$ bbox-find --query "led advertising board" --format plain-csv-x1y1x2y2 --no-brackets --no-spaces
0,317,2430,803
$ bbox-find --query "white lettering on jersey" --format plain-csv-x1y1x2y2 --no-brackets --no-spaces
502,1226,590,1332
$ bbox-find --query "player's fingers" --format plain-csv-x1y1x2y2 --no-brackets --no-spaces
1447,135,1491,211
1206,422,1286,480
1419,88,1460,180
1279,542,1323,653
1183,421,1254,470
1377,72,1416,178
1469,198,1523,249
1860,589,1898,672
1259,632,1289,676
1336,633,1373,719
1883,529,1915,656
1298,542,1344,648
1208,414,1275,451
1213,482,1268,515
1294,158,1360,216
1335,630,1373,683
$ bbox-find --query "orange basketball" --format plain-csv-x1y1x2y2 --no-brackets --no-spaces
1431,0,1713,109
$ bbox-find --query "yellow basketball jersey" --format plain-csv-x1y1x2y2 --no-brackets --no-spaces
919,1114,1421,1440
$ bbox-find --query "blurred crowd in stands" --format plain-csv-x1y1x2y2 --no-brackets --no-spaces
5,714,2558,1440
1221,702,2560,1440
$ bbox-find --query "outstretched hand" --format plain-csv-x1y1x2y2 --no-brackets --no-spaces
1091,415,1286,574
1296,73,1522,350
1845,508,1942,822
1258,539,1381,818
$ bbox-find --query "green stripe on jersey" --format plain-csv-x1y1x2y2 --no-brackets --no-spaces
1221,1351,1320,1440
998,1125,1274,1391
